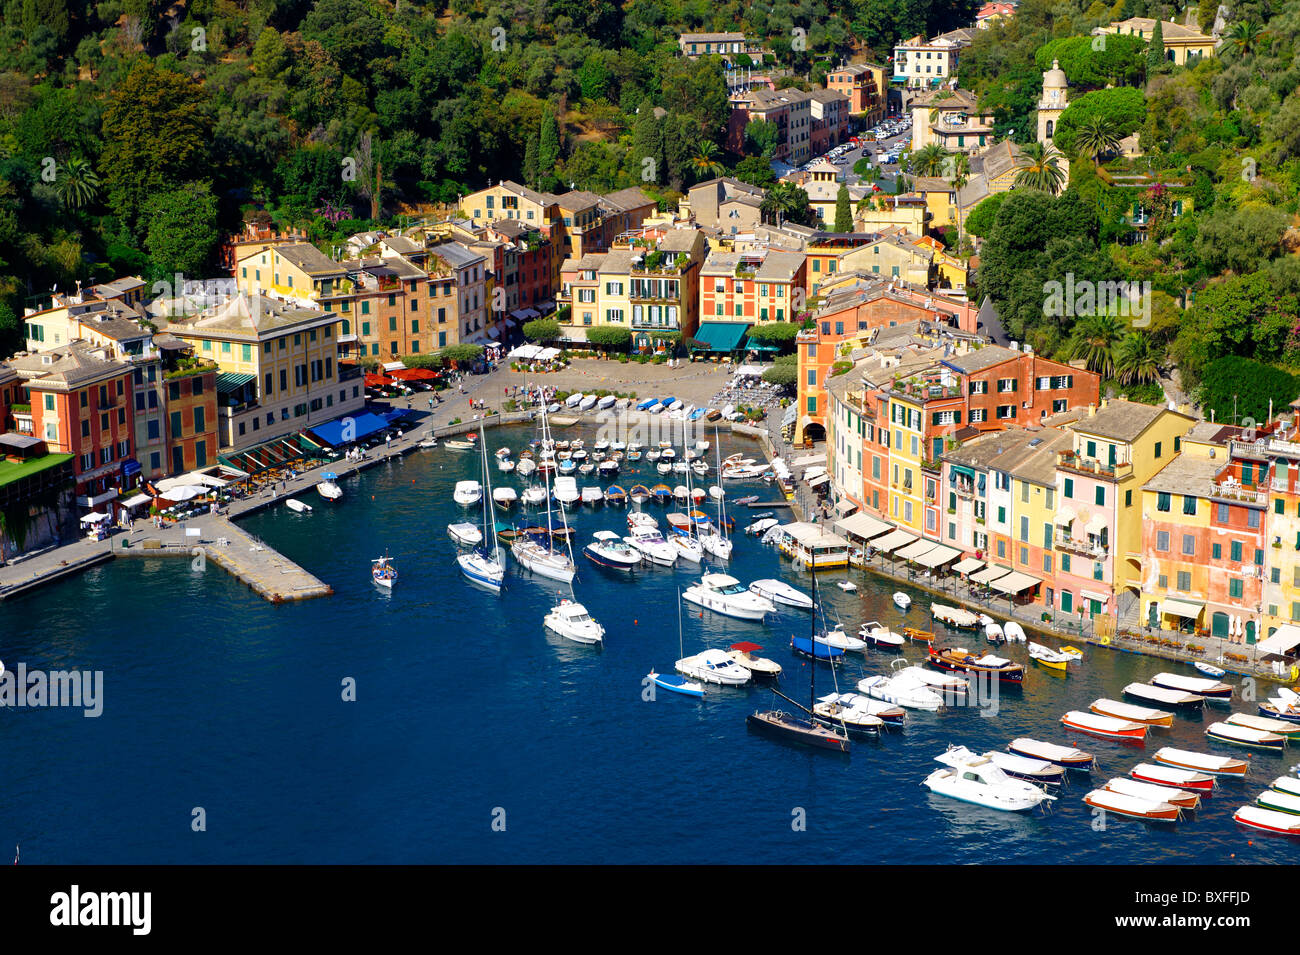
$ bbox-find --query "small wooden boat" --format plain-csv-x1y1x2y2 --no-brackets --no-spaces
1151,672,1232,701
1130,763,1216,793
1270,775,1300,797
1003,621,1027,644
628,485,651,504
1195,661,1227,678
928,646,1025,683
1062,710,1148,741
931,604,979,630
1060,646,1083,660
604,485,627,506
286,498,312,513
1008,738,1095,770
1153,747,1248,777
902,626,935,644
1257,788,1300,815
370,553,397,589
985,750,1065,786
1083,789,1181,822
1029,642,1072,671
893,592,911,611
444,439,475,451
1090,698,1174,728
648,670,705,699
1259,701,1300,723
1206,721,1287,752
1103,777,1201,810
1233,805,1300,835
1227,713,1300,738
1123,682,1204,710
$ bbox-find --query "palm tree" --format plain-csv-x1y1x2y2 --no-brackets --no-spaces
946,151,970,253
1228,20,1265,56
1074,115,1120,169
1068,313,1125,377
1114,332,1162,385
911,144,948,178
760,181,810,227
55,156,100,209
1013,142,1066,195
689,141,724,181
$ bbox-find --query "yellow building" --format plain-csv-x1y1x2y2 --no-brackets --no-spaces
235,243,348,303
838,232,934,287
855,194,929,235
460,180,554,228
1093,19,1217,66
886,391,926,533
164,293,364,451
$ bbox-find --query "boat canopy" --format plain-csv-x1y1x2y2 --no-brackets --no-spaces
730,642,764,653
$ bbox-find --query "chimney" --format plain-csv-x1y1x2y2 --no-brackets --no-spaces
1087,403,1096,417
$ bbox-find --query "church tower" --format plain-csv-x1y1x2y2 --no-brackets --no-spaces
1037,59,1068,145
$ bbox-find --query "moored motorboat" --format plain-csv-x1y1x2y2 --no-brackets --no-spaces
649,670,704,699
286,498,312,513
1151,672,1232,701
543,597,604,645
858,671,944,711
1002,621,1027,643
453,480,482,506
791,635,845,660
1061,710,1148,741
835,580,857,592
931,604,979,629
900,665,969,700
1195,661,1227,678
820,626,868,653
1227,712,1300,738
928,646,1025,683
1124,682,1204,710
747,578,813,610
1130,763,1215,793
985,750,1065,786
1153,746,1249,776
682,573,773,621
1008,738,1095,770
1206,721,1287,751
583,530,640,571
1089,698,1174,728
1028,641,1073,671
812,693,885,735
1260,700,1300,723
1082,788,1181,822
924,746,1056,812
745,517,778,536
447,521,483,547
1234,805,1300,835
492,486,518,509
726,642,782,677
893,591,911,611
317,472,343,501
1103,777,1200,810
858,621,905,649
676,648,752,685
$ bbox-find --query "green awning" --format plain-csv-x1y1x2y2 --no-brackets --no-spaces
950,464,975,479
743,338,782,352
691,321,751,352
216,372,256,393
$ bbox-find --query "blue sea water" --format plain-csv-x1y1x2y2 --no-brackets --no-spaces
1,424,1295,864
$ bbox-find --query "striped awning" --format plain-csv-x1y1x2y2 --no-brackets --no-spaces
215,371,255,393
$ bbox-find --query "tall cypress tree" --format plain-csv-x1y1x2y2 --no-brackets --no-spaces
631,99,662,185
834,184,853,233
538,108,561,192
523,132,539,191
1147,17,1166,70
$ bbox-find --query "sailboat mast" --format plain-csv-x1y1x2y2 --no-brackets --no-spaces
810,571,817,712
481,422,498,558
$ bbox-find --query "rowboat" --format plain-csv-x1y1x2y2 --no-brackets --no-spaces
1028,642,1072,671
1270,775,1300,797
928,646,1025,683
1061,710,1148,741
1130,763,1216,794
1089,698,1174,728
285,498,312,513
985,750,1066,786
648,670,705,699
1259,701,1300,723
902,626,934,644
1083,789,1181,822
1003,621,1027,644
893,592,911,611
1233,805,1300,835
1153,747,1249,776
1151,672,1232,701
931,604,979,630
1103,777,1201,810
1195,661,1227,678
1008,738,1095,770
444,439,475,451
1123,682,1204,710
1257,788,1300,815
1206,721,1287,752
1227,713,1300,738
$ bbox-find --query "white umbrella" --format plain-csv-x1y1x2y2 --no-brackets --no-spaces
79,512,111,524
166,485,207,502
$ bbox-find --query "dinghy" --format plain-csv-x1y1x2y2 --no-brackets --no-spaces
1269,775,1300,797
447,522,483,547
1153,747,1249,776
1233,805,1300,835
1002,621,1027,643
1029,642,1073,671
1061,710,1148,741
893,592,911,611
1195,661,1227,678
1103,777,1201,810
1090,698,1174,728
286,498,312,513
1227,713,1300,738
1151,672,1232,701
1007,738,1095,770
1083,788,1181,822
1130,763,1215,793
1206,721,1287,751
1256,788,1300,815
931,604,979,629
835,580,857,592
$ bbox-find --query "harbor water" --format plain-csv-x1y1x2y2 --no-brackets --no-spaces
1,424,1294,863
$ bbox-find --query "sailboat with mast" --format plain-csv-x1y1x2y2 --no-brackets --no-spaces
670,442,705,564
699,429,733,560
746,573,851,752
648,588,706,699
512,389,577,583
457,421,506,592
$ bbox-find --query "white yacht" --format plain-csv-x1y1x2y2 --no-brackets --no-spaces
812,693,886,734
821,626,868,653
858,671,945,711
676,648,752,686
624,525,678,566
584,530,640,570
453,480,481,506
544,597,604,644
447,522,483,547
747,579,813,610
924,746,1057,812
682,574,774,621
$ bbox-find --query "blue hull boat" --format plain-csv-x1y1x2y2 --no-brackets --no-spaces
791,635,845,660
650,671,705,699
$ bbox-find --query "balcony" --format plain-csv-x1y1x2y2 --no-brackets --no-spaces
1057,449,1132,480
1210,480,1268,506
1055,533,1108,559
953,482,975,500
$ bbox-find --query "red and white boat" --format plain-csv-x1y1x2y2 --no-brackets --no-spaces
1083,788,1181,822
1151,672,1232,701
1090,698,1173,728
1153,747,1249,777
1008,738,1095,769
1130,762,1216,794
1103,776,1201,810
1233,805,1300,835
1061,710,1148,741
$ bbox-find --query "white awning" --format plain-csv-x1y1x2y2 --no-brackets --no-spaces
792,453,827,467
381,361,406,372
895,540,939,562
1160,598,1204,620
79,511,111,524
807,473,830,488
952,557,985,575
873,529,918,552
835,513,893,540
536,347,561,360
833,499,857,517
1079,589,1110,604
121,493,153,509
1084,513,1106,535
337,333,358,343
991,571,1042,595
970,565,1012,585
914,543,963,568
1055,506,1075,526
734,365,765,377
1257,624,1300,655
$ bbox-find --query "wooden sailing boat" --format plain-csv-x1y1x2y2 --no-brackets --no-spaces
747,572,850,752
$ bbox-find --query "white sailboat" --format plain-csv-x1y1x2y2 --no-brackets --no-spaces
457,424,506,592
512,391,576,584
699,432,733,560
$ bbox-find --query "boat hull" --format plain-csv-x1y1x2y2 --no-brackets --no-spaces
1062,712,1148,740
1130,763,1216,793
928,651,1024,683
747,711,849,752
1083,790,1181,822
1206,723,1287,752
1152,748,1249,776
